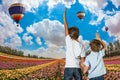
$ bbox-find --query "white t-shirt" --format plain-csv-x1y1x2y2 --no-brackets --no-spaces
84,50,106,78
65,35,85,68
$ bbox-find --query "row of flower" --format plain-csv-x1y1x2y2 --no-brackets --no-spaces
104,57,120,80
105,64,120,80
0,54,119,80
0,56,55,69
105,70,120,80
106,64,120,71
104,57,120,71
104,58,120,65
21,60,65,80
0,60,59,80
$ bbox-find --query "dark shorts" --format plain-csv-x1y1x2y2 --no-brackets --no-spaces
89,75,104,80
64,68,82,80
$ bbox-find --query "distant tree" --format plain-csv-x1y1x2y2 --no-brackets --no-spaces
0,45,24,56
109,42,114,51
32,55,38,58
39,56,45,59
114,40,120,50
17,51,24,56
28,54,31,57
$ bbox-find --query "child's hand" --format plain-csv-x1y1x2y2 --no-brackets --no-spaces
96,32,101,41
63,8,67,20
96,32,106,50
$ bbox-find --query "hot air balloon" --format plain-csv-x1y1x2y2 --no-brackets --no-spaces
105,26,108,31
8,3,25,27
76,11,85,20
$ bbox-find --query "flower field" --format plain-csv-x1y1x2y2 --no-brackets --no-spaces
0,56,55,69
0,53,119,80
104,57,120,80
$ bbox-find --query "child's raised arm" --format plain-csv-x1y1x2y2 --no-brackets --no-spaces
96,32,106,50
63,8,69,36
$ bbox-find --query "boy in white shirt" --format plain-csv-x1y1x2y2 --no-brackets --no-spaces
81,33,106,80
63,8,85,80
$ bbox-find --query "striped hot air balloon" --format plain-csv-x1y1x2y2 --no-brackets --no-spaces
76,11,85,20
8,3,25,27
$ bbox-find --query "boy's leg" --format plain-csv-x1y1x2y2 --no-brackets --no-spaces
73,68,82,80
64,68,73,80
89,75,104,80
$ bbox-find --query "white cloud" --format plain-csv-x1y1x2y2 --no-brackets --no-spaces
0,11,23,48
36,37,42,45
105,11,120,40
26,25,37,34
23,47,46,56
47,0,61,10
25,19,65,58
4,35,22,48
78,0,107,25
22,33,33,45
115,33,120,40
89,10,105,25
39,43,65,59
47,0,76,11
79,0,107,12
105,9,116,15
21,0,44,13
24,45,65,59
111,0,120,9
27,19,65,46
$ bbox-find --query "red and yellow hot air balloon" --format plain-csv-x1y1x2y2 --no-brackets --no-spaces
76,11,85,20
8,3,25,27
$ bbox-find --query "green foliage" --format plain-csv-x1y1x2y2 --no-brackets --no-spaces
0,45,24,56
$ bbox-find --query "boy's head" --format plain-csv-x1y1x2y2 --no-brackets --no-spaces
90,39,101,52
69,27,79,40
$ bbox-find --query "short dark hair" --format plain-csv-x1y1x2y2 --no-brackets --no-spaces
68,27,79,40
90,39,101,52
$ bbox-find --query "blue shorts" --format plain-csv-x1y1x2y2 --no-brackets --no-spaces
89,75,104,80
64,68,82,80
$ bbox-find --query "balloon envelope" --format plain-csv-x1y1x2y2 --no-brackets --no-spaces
105,27,108,31
76,11,85,20
8,3,25,26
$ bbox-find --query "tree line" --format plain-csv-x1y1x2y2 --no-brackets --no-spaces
105,40,120,57
0,45,24,56
0,45,51,59
0,40,120,58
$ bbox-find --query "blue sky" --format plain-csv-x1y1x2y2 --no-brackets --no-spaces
0,0,120,58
